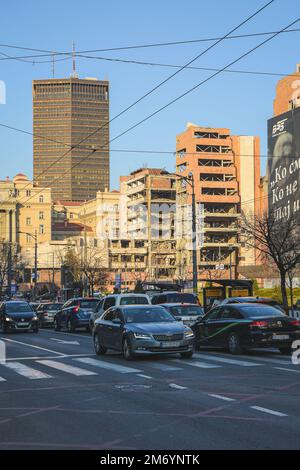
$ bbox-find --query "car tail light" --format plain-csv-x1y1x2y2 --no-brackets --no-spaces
290,319,300,326
72,306,80,313
250,321,268,328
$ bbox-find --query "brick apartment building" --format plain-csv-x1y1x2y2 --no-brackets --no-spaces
176,123,260,282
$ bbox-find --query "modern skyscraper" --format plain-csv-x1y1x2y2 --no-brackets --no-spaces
33,76,110,201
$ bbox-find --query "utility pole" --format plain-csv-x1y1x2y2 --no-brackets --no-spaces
33,230,38,301
7,210,13,298
174,172,198,294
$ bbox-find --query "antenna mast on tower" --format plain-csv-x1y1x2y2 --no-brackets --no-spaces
71,41,78,78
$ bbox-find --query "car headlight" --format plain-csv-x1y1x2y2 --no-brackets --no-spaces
184,329,195,339
5,316,12,322
133,332,152,340
32,315,38,320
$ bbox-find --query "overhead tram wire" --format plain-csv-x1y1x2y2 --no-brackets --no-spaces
2,15,298,211
0,24,299,60
0,1,275,207
1,119,299,161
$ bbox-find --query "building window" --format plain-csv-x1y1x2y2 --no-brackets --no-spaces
39,195,44,203
26,190,31,197
26,217,31,226
39,225,44,235
26,234,31,243
39,211,44,220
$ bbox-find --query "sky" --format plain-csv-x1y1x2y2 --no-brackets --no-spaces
0,0,299,189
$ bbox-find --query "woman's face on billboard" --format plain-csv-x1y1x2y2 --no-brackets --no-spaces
282,142,293,157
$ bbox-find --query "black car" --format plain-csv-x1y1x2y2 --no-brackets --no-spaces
193,303,300,354
152,291,199,305
54,297,100,332
36,302,63,328
162,303,204,326
93,305,195,360
0,301,39,333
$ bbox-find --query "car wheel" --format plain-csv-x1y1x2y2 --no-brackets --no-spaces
180,350,194,359
228,332,243,355
67,320,75,333
123,337,134,361
54,319,61,331
279,347,291,355
94,333,107,355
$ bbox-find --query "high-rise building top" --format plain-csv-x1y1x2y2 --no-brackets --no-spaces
33,76,110,202
273,63,300,116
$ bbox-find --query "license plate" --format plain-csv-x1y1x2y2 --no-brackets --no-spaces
17,323,29,327
161,341,181,348
272,334,289,340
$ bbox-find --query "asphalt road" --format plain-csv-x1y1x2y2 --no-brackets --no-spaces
0,328,300,450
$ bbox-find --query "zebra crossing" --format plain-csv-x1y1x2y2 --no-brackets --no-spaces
0,351,298,383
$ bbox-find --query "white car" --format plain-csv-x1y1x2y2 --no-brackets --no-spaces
89,293,151,330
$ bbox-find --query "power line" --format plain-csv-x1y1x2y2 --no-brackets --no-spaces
2,14,298,213
0,1,274,208
0,25,298,61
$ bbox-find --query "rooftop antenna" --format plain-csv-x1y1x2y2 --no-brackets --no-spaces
52,53,55,78
71,40,78,78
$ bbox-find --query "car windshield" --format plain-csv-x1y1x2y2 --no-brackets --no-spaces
44,303,62,311
238,305,285,317
166,293,197,303
124,307,175,323
169,305,204,316
80,300,99,310
120,296,149,305
6,303,32,313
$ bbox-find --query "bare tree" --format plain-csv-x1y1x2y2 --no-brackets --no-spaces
81,243,108,295
240,211,300,312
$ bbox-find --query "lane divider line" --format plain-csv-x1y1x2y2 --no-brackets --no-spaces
208,394,236,402
169,383,187,390
250,406,288,417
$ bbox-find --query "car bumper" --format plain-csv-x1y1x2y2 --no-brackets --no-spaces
73,318,90,328
131,337,195,355
4,320,38,331
245,331,300,348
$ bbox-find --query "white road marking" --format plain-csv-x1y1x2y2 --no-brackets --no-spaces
74,357,142,374
251,406,288,417
50,338,80,345
169,383,187,390
2,362,52,380
209,394,236,402
241,355,291,365
0,353,95,362
195,353,262,367
149,363,182,372
274,367,300,373
36,360,97,376
137,374,153,379
173,359,221,369
2,338,65,356
0,376,6,382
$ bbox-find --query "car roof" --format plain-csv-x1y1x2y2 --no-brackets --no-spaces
106,293,149,298
162,303,202,307
4,300,30,304
225,302,278,309
227,297,278,302
119,305,164,310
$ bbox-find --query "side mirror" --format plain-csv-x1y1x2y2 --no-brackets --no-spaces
112,318,122,325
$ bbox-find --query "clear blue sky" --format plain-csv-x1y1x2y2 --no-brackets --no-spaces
0,0,299,189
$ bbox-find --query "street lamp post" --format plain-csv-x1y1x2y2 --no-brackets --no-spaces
175,172,198,294
18,230,38,300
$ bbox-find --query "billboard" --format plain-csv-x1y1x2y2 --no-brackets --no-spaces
268,107,300,222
